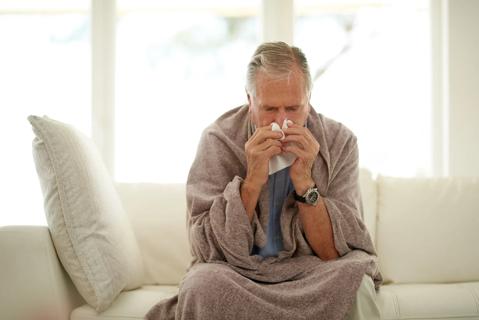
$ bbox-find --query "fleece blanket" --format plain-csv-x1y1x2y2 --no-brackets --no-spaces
146,105,382,320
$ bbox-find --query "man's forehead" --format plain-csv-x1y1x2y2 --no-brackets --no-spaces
256,68,304,86
255,75,308,107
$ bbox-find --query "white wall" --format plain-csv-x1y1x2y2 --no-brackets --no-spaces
447,0,479,177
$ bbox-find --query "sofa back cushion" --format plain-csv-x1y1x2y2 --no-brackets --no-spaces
116,168,377,286
377,175,479,284
116,183,191,285
359,169,377,245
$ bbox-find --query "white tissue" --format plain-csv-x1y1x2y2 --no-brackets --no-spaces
269,119,296,175
271,122,285,140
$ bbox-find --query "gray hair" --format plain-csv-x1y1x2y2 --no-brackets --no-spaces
246,41,312,99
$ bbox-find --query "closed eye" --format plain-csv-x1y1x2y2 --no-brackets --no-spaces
286,106,299,112
263,106,277,112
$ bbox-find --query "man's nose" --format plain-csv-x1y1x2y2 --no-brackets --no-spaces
275,109,287,125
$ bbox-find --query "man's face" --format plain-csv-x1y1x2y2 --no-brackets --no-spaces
248,68,310,128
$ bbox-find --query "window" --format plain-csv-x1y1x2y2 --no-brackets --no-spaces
295,0,431,177
0,0,90,225
0,0,433,226
114,0,260,183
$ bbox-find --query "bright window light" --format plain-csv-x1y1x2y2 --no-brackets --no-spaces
0,0,434,227
0,2,90,226
114,1,260,183
295,0,431,177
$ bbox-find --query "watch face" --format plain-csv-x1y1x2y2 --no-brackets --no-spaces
306,190,319,204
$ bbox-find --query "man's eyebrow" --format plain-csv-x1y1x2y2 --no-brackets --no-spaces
260,105,301,109
261,105,278,109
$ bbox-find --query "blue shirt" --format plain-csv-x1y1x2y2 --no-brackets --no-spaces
252,167,294,258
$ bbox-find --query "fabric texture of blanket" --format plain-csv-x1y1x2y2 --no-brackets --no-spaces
146,105,382,320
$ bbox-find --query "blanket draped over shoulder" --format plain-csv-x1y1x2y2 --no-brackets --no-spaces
146,105,382,320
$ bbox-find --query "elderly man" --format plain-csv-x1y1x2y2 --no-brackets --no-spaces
147,42,382,320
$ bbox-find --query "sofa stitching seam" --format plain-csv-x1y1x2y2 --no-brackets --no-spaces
392,290,401,319
464,284,479,314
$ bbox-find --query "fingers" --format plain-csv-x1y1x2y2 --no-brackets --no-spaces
257,138,282,152
283,125,318,151
265,144,283,157
247,125,284,150
282,134,309,150
244,124,284,189
252,125,284,142
283,144,308,159
245,126,283,162
249,139,282,160
283,124,313,139
247,123,321,161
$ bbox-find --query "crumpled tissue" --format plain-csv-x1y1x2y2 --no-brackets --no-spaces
269,119,296,175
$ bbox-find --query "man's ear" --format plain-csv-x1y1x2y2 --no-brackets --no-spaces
246,90,252,110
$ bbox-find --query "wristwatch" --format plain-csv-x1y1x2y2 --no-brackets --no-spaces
293,185,320,206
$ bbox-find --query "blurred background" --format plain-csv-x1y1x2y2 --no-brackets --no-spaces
1,0,478,225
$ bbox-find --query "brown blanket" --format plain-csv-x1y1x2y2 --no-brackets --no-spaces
146,105,381,320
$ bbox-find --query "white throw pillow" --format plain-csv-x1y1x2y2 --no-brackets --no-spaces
28,115,145,312
377,175,479,284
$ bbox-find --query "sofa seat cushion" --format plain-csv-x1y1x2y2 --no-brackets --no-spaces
71,282,479,319
71,285,178,320
379,282,479,320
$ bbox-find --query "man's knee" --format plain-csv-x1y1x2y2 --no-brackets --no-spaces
179,263,236,303
176,263,236,318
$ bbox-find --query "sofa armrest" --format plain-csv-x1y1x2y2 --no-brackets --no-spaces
0,225,84,320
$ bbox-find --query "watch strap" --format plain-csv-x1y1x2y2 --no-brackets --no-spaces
293,184,317,203
293,190,305,202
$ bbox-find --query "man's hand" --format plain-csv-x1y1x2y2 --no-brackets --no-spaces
241,125,283,221
244,125,283,189
283,124,338,260
282,123,320,195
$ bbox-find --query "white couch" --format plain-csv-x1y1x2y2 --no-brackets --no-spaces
1,170,479,320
